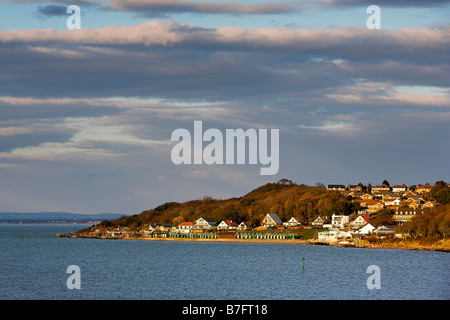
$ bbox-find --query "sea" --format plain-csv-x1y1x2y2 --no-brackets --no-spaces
0,223,449,300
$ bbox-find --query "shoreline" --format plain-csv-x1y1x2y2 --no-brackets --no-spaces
59,233,310,245
57,234,450,252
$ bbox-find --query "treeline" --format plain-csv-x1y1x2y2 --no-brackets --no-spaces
100,180,359,229
397,203,450,239
430,181,450,205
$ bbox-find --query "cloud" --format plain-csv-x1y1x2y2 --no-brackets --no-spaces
1,21,448,62
317,0,450,8
0,22,448,104
106,0,302,16
0,18,448,213
0,96,122,120
326,82,450,108
9,0,100,4
36,5,68,18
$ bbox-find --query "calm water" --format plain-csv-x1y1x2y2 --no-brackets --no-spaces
0,224,448,300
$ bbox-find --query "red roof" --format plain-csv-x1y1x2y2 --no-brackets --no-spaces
178,222,194,226
222,220,239,227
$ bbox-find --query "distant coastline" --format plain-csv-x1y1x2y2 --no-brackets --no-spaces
0,212,126,224
0,220,99,224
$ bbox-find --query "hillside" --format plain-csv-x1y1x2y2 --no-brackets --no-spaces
90,180,359,229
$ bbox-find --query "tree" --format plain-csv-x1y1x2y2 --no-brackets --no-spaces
382,179,390,187
436,190,450,205
278,178,294,186
438,215,450,238
370,209,394,227
99,220,111,227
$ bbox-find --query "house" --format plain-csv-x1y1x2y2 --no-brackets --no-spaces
331,214,350,229
408,202,419,209
217,220,239,231
351,215,370,227
348,185,363,192
262,213,282,227
177,222,194,234
365,201,384,213
381,193,400,200
393,208,421,224
416,185,432,194
358,223,375,235
348,191,363,199
237,221,252,231
310,216,329,226
383,198,396,206
150,223,173,232
318,230,352,243
423,201,436,209
283,217,304,228
372,185,390,193
374,225,395,237
406,196,424,204
194,217,217,230
327,184,346,191
111,228,122,238
403,190,417,197
388,199,401,206
360,193,374,200
392,185,407,193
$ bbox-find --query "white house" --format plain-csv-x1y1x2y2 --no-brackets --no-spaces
331,214,350,229
351,215,370,227
283,217,302,227
217,220,239,231
177,222,194,234
311,216,329,226
262,213,282,227
237,221,252,231
392,185,407,193
358,223,375,235
374,225,395,236
318,230,352,243
194,217,217,230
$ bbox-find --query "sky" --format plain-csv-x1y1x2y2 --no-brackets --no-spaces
0,0,449,215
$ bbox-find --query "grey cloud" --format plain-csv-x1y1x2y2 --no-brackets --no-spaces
106,0,302,16
36,5,68,18
0,23,448,104
317,0,450,8
0,129,75,152
11,0,100,4
0,99,123,121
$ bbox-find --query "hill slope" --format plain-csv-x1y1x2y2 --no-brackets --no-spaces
95,181,359,229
